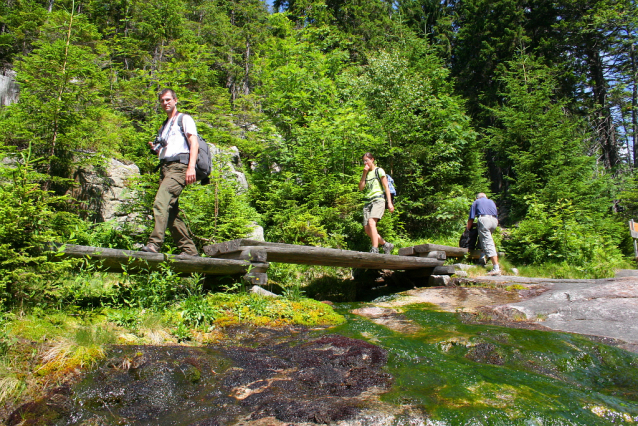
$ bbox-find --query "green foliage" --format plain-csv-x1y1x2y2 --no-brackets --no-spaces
0,10,122,186
351,40,485,235
0,147,80,307
178,294,222,328
487,54,609,220
180,152,259,244
253,17,385,248
504,199,625,277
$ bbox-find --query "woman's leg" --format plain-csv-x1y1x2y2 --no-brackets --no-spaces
365,218,385,247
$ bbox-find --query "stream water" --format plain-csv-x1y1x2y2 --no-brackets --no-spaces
8,303,638,425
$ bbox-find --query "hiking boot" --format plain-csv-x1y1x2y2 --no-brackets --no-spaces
382,242,394,255
487,268,501,276
140,244,159,253
370,247,380,254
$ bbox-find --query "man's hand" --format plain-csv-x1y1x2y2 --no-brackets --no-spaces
388,202,395,213
186,166,196,185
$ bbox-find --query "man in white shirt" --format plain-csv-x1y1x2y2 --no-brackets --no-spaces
141,89,199,256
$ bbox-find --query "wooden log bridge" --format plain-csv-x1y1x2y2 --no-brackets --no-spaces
53,244,268,285
203,239,443,270
398,243,484,260
55,240,453,286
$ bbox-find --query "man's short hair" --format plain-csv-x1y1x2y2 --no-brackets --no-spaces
476,193,487,199
158,88,177,100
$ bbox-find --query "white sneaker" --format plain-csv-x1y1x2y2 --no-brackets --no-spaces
487,268,501,276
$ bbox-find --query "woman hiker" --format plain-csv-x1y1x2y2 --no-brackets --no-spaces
358,152,395,254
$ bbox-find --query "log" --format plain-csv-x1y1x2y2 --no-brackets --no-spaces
53,244,254,275
418,250,446,260
232,245,442,270
398,244,468,258
203,239,289,257
216,248,268,263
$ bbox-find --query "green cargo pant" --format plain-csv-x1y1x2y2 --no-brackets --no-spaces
147,162,198,255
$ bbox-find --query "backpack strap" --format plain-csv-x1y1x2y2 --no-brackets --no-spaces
374,168,383,187
157,117,170,138
176,113,189,148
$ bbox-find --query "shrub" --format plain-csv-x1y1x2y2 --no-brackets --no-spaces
504,199,625,277
0,146,80,307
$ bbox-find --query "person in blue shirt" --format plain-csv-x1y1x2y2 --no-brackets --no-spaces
467,193,500,275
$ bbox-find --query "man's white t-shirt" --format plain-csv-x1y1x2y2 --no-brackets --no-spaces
158,113,198,160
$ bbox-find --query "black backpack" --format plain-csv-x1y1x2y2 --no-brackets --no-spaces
176,113,212,184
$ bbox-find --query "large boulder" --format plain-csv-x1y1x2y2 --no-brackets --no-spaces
0,71,19,106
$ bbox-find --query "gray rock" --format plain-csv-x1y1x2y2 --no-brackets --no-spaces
250,285,279,297
511,267,519,275
0,71,19,106
615,269,638,278
429,275,451,286
454,271,469,278
101,159,140,221
454,263,473,271
210,143,248,191
247,222,265,241
495,278,638,344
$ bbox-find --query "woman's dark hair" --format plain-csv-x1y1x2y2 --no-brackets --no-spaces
362,152,374,160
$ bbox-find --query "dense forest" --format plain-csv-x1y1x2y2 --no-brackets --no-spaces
1,0,638,304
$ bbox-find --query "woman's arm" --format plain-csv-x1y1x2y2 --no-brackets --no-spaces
358,167,370,191
381,175,395,213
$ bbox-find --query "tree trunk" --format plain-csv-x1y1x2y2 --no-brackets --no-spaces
587,47,618,169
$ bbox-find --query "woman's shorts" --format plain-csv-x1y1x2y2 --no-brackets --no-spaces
363,198,385,226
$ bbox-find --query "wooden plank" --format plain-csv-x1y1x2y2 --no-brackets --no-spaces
53,244,253,275
418,250,446,260
215,248,268,263
203,239,290,257
236,245,442,270
398,244,468,258
399,246,417,256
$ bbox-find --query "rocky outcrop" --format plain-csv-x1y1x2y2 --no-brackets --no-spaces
73,158,140,223
211,145,248,192
75,144,251,223
0,71,19,106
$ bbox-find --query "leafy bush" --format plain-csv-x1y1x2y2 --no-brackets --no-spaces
504,199,625,277
0,147,80,307
180,152,259,245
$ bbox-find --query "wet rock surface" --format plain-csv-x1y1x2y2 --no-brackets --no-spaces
480,276,638,350
379,274,638,353
10,329,391,426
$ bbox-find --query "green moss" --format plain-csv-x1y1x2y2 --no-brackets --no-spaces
329,303,638,424
202,294,345,327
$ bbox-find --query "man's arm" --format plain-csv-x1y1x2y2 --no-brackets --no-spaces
186,133,198,185
467,218,474,231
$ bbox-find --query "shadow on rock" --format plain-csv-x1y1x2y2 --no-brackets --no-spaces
8,331,391,426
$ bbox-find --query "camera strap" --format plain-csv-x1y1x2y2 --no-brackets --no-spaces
158,114,179,139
